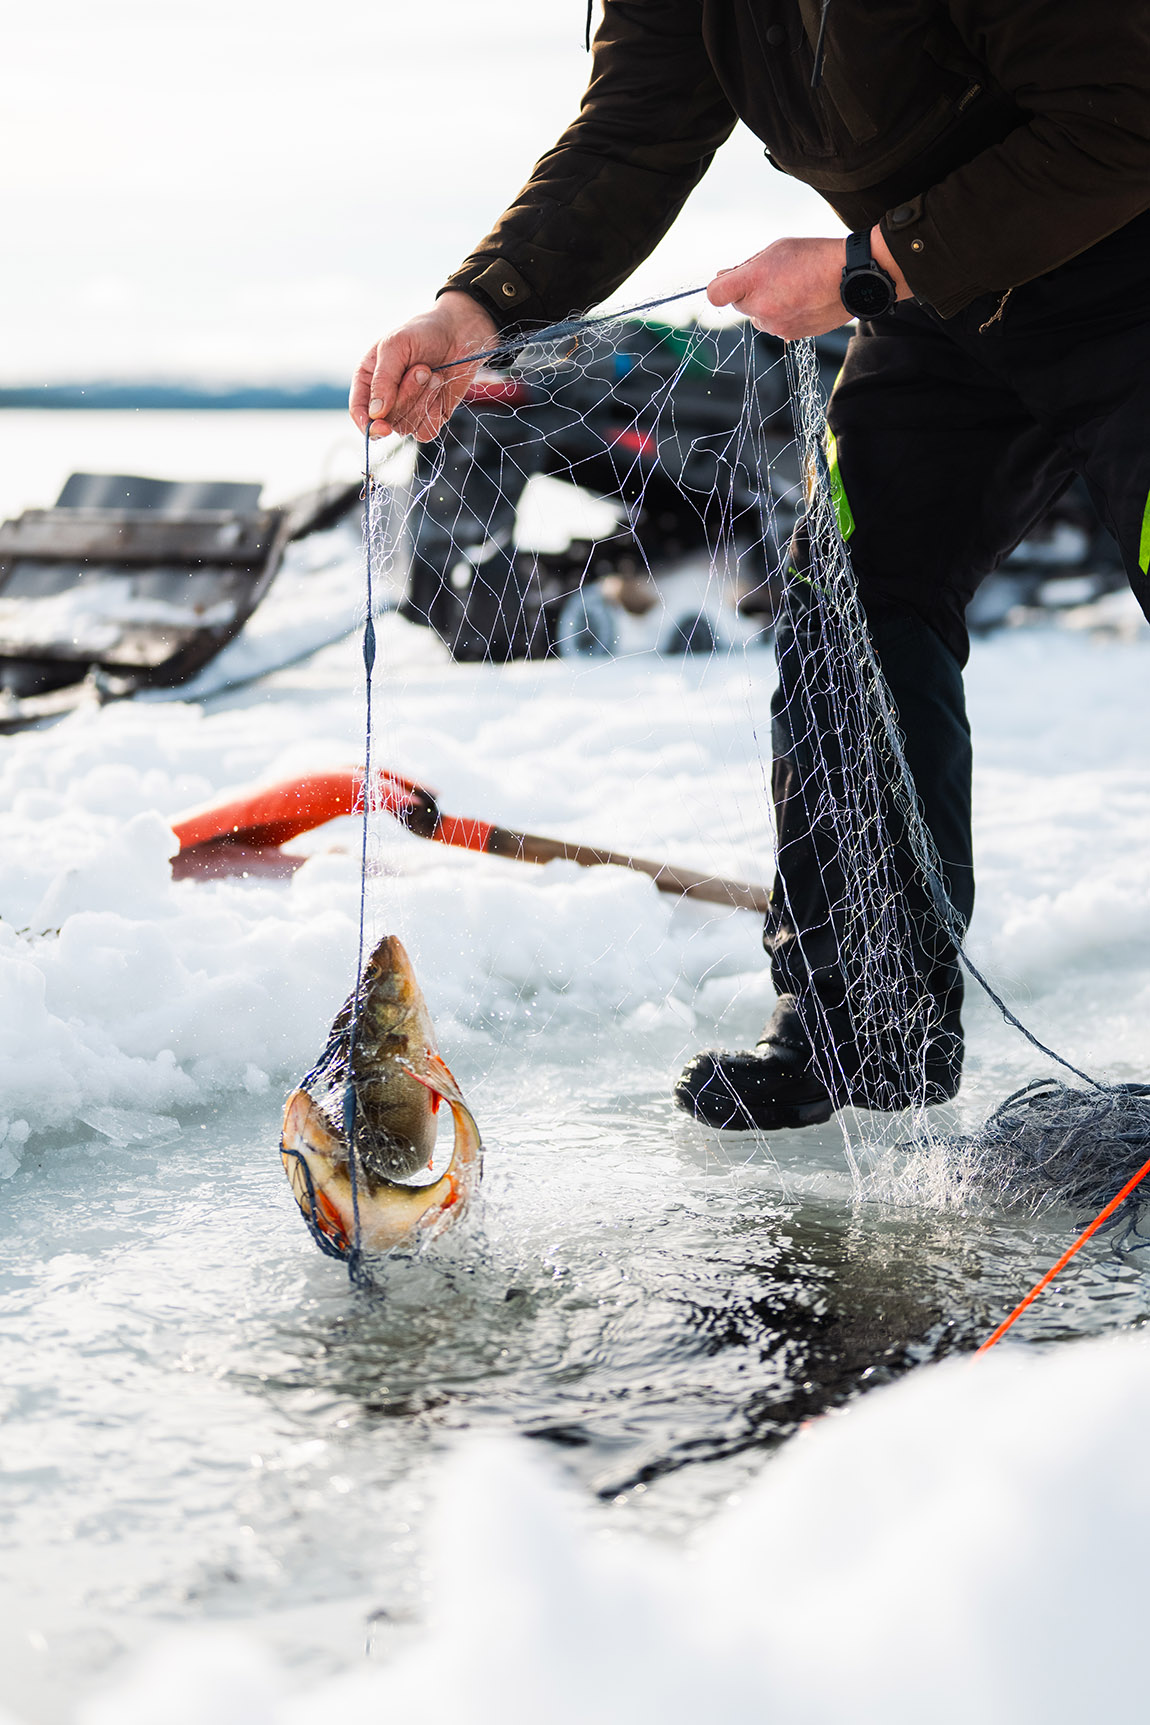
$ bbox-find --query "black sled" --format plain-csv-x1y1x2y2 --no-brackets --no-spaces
402,320,848,662
0,470,358,731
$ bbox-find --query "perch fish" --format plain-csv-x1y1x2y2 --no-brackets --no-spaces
281,935,482,1257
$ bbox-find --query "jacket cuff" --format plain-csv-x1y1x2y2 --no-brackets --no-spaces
880,197,984,320
439,256,541,337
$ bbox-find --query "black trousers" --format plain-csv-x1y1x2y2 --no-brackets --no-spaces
767,209,1150,1104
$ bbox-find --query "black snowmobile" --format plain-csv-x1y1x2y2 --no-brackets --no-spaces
401,318,1125,662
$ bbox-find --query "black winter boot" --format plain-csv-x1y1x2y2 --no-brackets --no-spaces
673,996,834,1131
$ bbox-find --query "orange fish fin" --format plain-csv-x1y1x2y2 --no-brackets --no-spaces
403,1051,466,1108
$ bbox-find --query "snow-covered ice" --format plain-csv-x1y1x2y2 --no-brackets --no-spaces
3,600,1148,1156
2,498,1150,1723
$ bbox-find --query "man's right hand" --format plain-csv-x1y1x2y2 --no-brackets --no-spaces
349,292,499,441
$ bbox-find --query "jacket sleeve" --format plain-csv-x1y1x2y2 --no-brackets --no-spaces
441,0,736,333
881,1,1150,317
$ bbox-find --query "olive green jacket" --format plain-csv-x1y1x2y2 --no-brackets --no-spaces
443,0,1150,326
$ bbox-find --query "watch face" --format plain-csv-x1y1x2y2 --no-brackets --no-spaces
842,269,894,318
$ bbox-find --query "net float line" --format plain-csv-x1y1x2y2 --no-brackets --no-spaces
975,1152,1150,1353
168,766,770,914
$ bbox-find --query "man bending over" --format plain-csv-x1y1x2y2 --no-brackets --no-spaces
351,1,1150,1130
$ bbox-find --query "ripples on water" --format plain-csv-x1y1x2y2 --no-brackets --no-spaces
3,1020,1150,1720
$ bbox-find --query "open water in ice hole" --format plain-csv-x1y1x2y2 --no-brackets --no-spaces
4,1017,1150,1718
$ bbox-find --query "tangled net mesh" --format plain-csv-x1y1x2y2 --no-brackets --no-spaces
781,337,1150,1230
398,314,804,662
914,1081,1150,1239
362,301,1150,1238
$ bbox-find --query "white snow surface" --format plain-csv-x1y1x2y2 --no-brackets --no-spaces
72,1329,1150,1725
0,605,784,1155
3,608,1149,1159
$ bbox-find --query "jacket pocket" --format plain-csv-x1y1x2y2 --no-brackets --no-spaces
744,5,838,160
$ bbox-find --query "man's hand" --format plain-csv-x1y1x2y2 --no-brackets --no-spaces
706,228,910,339
349,292,498,441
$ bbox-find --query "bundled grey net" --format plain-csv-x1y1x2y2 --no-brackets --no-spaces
933,1080,1150,1232
770,337,965,1121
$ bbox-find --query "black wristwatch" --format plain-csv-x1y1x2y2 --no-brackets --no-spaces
839,230,897,319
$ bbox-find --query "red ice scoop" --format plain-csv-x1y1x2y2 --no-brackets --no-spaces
169,766,770,913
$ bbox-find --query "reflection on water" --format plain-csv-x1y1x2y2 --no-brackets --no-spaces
3,1037,1150,1719
259,1197,960,1501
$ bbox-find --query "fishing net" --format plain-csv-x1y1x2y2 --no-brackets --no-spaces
778,338,1150,1229
398,312,816,662
921,1080,1150,1240
342,292,1150,1273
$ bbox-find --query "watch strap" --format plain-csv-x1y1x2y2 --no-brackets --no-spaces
844,230,872,271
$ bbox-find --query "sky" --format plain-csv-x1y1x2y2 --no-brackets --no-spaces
2,0,834,385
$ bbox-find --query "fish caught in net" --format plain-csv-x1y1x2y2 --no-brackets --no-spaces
281,935,482,1267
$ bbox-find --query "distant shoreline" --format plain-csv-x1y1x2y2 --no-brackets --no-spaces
0,384,347,411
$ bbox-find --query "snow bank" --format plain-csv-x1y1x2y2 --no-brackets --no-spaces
965,629,1150,988
2,616,1149,1165
0,632,769,1159
69,1328,1150,1725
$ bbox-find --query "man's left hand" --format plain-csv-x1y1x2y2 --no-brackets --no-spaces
707,229,910,338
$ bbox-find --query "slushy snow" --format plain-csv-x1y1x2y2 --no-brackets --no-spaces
3,603,1149,1170
0,611,780,1162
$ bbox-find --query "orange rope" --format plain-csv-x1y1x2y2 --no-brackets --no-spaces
975,1152,1150,1354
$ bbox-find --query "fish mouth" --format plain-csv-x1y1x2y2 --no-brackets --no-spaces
280,1068,482,1260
